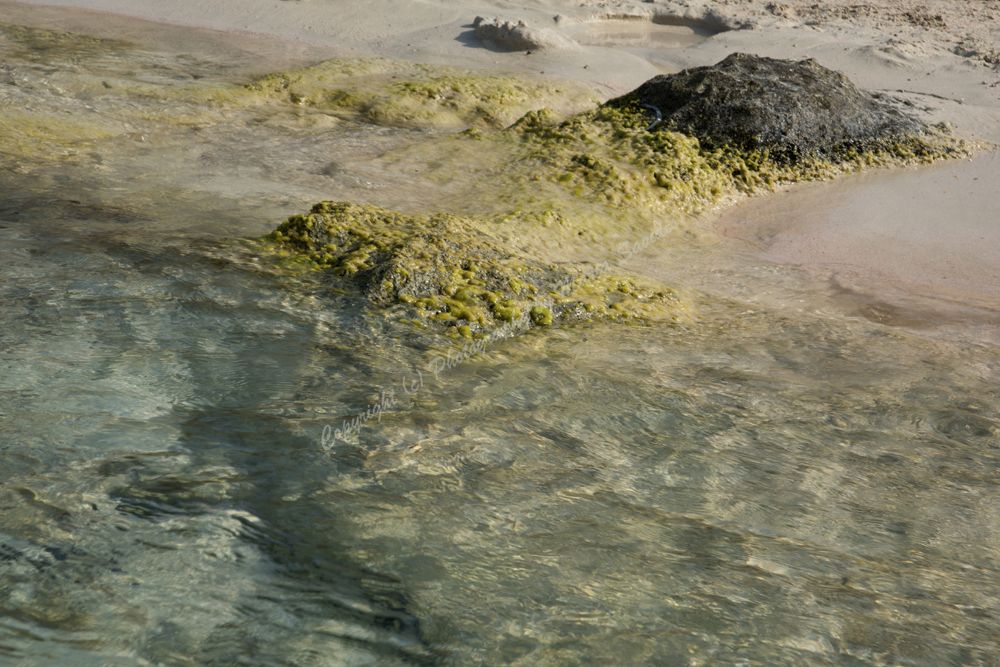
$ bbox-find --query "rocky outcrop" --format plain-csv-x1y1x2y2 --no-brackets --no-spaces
261,202,684,337
610,53,925,162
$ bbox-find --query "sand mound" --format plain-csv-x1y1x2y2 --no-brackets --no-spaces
472,16,579,52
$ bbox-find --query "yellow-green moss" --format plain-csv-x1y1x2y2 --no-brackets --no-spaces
530,306,553,326
258,201,689,333
0,22,131,62
9,21,952,341
0,109,127,159
241,59,600,129
255,88,969,338
492,300,521,323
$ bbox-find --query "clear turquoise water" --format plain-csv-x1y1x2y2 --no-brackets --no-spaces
3,20,1000,667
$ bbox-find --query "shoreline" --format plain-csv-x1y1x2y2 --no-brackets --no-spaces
7,0,998,142
6,0,1000,327
5,5,1000,661
7,1,999,126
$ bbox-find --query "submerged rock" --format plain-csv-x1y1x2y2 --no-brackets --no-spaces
259,202,685,337
610,53,924,162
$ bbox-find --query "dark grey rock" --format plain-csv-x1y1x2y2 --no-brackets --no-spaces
611,53,924,162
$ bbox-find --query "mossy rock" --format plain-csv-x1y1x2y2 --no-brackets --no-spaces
607,53,929,163
261,202,687,334
496,65,967,228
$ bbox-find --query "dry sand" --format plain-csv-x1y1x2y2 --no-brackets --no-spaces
7,0,1000,319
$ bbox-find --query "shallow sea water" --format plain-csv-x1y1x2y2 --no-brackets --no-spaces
2,18,1000,667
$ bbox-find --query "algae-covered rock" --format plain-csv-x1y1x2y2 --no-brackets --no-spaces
261,202,686,335
610,53,925,163
491,77,964,234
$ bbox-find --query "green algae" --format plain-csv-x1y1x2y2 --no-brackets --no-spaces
310,96,971,274
241,58,600,129
0,21,597,138
256,201,688,335
0,22,250,166
530,305,553,326
0,22,133,64
0,109,130,160
0,21,602,174
3,18,976,342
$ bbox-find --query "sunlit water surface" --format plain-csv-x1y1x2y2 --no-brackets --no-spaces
3,19,1000,667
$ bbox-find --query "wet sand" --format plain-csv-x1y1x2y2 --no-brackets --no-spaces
715,151,1000,312
0,0,344,76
